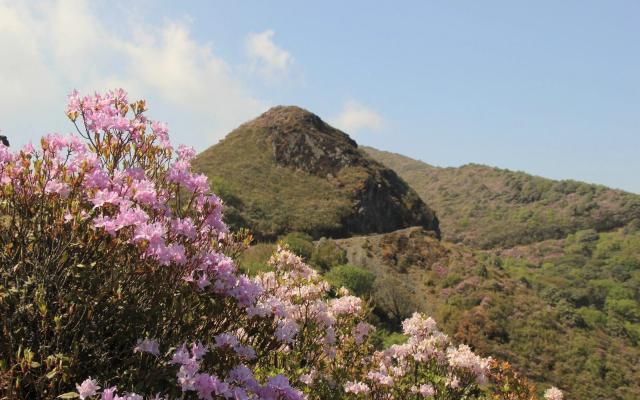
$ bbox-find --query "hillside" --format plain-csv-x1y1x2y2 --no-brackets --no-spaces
332,227,640,400
238,225,640,399
193,106,439,240
364,147,640,248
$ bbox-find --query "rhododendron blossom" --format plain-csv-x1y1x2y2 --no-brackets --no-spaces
544,386,564,400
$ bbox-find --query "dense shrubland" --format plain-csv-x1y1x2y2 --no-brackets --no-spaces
321,224,640,399
0,90,557,399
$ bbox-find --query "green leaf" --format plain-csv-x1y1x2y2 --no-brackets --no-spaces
46,369,58,379
57,393,79,399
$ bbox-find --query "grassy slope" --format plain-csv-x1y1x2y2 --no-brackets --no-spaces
193,124,354,239
364,146,640,249
332,226,640,400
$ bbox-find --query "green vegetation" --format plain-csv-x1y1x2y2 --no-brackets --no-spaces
324,264,376,297
192,107,439,241
327,226,640,399
365,146,640,248
195,110,640,399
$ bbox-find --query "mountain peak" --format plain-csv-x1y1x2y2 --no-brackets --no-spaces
240,105,358,176
193,107,440,240
248,105,328,130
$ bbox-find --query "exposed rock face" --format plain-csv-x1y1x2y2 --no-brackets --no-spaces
253,106,361,175
193,106,440,240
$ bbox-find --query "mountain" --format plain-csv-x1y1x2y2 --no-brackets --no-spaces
364,147,640,248
194,108,640,399
192,106,439,240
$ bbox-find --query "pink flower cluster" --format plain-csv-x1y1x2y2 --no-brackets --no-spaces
251,247,372,355
544,386,564,400
343,312,492,399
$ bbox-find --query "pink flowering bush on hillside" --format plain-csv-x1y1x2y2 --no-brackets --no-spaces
0,90,278,398
343,312,492,399
0,90,562,400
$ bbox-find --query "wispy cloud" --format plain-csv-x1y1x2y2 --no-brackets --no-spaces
331,100,385,134
245,30,293,82
0,0,268,150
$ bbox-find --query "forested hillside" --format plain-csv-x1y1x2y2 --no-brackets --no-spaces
364,146,640,248
239,226,640,399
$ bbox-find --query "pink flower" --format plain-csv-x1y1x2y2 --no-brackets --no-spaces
100,387,117,400
344,381,370,394
402,312,438,338
275,320,299,343
177,144,197,161
544,387,563,400
411,383,435,397
132,179,157,206
191,342,208,359
44,179,71,198
367,371,393,386
83,169,110,190
170,344,192,365
329,295,362,316
76,377,100,399
91,189,121,208
354,322,374,344
214,333,239,349
133,338,160,356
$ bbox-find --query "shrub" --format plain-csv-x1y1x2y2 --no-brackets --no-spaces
309,238,347,271
279,232,314,260
324,264,376,297
372,274,419,327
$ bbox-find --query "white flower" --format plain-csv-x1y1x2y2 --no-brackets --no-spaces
544,387,563,400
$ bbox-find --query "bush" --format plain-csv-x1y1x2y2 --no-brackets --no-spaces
279,232,314,260
372,274,419,327
324,264,376,297
309,238,347,271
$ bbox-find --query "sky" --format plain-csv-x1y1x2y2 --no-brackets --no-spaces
1,0,638,193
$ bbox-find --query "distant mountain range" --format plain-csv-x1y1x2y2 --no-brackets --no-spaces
364,146,640,249
193,106,640,400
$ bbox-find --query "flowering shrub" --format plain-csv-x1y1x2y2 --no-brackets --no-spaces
0,89,563,400
0,90,277,398
341,312,492,399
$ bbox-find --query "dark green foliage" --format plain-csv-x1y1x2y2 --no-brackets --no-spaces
372,274,419,327
324,264,376,297
280,232,314,260
310,238,347,271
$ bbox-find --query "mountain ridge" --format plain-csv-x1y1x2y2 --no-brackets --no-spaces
364,146,640,248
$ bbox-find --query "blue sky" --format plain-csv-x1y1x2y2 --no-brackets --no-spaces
1,1,638,192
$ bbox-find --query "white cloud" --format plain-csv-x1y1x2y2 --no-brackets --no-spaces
331,100,385,134
0,0,268,151
245,30,293,82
